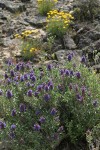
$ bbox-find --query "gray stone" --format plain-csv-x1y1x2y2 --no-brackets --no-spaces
24,16,47,27
0,0,26,13
63,35,77,49
54,49,81,65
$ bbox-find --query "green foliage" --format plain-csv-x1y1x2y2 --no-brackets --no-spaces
0,55,100,149
37,0,57,16
74,0,100,21
46,10,74,38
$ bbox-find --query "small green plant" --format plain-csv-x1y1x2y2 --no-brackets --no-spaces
75,0,100,21
46,10,74,38
14,30,43,60
37,0,58,16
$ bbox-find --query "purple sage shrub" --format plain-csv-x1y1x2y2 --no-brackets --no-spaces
0,55,99,149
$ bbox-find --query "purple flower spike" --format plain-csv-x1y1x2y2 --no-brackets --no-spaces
44,94,50,102
7,78,11,84
34,91,39,97
0,121,6,129
68,54,72,61
11,109,16,116
39,116,45,123
60,69,65,75
31,75,36,82
37,85,43,92
6,90,13,99
20,103,26,112
44,85,49,92
65,70,70,76
93,100,98,107
76,72,81,79
10,70,15,77
4,73,8,79
76,94,83,102
27,89,33,97
81,86,86,97
11,124,16,130
24,74,28,80
20,75,24,82
47,64,52,71
16,64,20,71
81,55,86,63
0,89,3,95
50,108,57,115
34,124,41,131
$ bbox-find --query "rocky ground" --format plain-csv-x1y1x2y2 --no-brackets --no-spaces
0,0,100,74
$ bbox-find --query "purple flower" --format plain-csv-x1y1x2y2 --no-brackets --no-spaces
50,108,57,115
93,100,98,107
14,76,18,82
16,64,20,71
35,109,41,115
31,75,36,82
10,70,15,77
39,116,45,123
4,73,8,79
11,109,16,116
44,94,50,102
81,86,86,96
34,124,41,131
68,54,72,61
48,82,54,90
70,70,74,76
58,84,64,92
20,75,24,82
0,89,3,95
76,94,83,102
60,69,65,75
44,85,49,92
27,89,33,97
6,90,13,99
9,132,15,139
47,64,52,71
76,72,81,79
74,84,79,92
58,126,64,132
20,104,26,112
37,85,43,92
26,82,31,87
7,78,11,84
11,124,16,130
24,74,28,80
0,121,6,129
81,55,86,63
34,91,39,97
65,69,70,76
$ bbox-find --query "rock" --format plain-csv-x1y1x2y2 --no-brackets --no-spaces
92,64,100,73
21,0,31,2
24,16,47,27
54,50,81,65
0,12,7,20
63,35,77,49
0,0,26,13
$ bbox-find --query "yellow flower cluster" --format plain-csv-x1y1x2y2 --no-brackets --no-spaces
14,29,39,38
23,47,38,54
47,10,74,25
37,0,58,4
30,47,38,53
